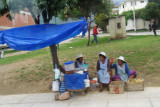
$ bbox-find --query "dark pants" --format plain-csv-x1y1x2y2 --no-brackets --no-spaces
153,29,157,36
92,34,98,43
149,28,152,32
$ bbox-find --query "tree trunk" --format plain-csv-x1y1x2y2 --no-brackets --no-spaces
87,22,91,46
49,44,60,69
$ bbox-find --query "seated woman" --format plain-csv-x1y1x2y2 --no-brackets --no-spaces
97,52,111,92
111,56,133,82
75,54,86,68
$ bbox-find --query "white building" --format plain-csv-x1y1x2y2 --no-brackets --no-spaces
119,0,148,14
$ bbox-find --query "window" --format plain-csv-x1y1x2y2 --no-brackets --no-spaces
123,5,124,8
140,1,144,3
117,23,121,29
131,1,136,6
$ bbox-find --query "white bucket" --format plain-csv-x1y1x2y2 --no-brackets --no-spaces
84,79,90,88
52,80,59,92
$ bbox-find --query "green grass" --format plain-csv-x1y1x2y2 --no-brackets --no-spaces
1,35,160,81
0,48,50,65
4,50,20,54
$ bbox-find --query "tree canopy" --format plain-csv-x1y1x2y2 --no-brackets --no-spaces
121,2,160,21
60,0,112,45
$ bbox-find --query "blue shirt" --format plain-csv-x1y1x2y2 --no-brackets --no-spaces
111,63,131,77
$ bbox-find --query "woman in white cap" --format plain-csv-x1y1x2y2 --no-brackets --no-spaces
97,52,111,92
110,56,131,82
75,54,86,68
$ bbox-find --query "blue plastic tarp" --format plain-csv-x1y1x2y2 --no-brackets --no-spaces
0,19,88,51
64,72,88,90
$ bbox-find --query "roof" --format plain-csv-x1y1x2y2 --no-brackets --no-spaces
119,0,147,6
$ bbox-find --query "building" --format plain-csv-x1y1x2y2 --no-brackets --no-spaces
109,16,126,40
0,11,35,31
119,0,148,14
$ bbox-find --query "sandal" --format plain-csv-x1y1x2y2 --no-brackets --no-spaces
99,88,103,92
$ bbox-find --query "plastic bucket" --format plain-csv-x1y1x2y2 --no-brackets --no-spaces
84,79,90,88
64,61,75,71
90,80,96,90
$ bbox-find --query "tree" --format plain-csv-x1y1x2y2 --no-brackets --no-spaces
61,0,112,46
0,0,40,24
0,0,67,69
95,13,109,31
142,2,160,21
34,0,67,69
121,2,160,21
148,0,160,5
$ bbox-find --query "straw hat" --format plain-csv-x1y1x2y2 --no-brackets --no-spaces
117,56,126,62
99,52,106,57
77,54,83,59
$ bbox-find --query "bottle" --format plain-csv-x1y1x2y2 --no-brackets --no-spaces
54,64,60,80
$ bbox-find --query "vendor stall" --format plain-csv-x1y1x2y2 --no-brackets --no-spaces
63,61,89,96
65,72,88,96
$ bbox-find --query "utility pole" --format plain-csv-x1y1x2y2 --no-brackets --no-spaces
133,0,136,31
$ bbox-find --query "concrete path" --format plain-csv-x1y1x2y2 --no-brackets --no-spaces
126,30,160,36
0,87,160,107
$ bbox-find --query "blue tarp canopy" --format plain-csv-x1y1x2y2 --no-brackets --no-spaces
0,19,88,51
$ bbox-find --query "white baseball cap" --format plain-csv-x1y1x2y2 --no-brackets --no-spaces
99,52,106,57
77,54,83,59
117,56,126,62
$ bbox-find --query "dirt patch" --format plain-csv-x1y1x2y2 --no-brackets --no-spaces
4,51,30,58
1,55,160,95
0,58,53,95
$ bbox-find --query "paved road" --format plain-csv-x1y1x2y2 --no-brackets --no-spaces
0,87,160,107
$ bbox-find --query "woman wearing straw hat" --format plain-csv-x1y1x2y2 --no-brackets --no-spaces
110,56,136,82
97,52,112,92
75,54,86,68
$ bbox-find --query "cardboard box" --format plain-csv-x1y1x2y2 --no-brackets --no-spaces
125,78,144,91
109,81,124,94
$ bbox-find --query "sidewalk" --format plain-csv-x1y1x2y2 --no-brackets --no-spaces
0,87,160,107
126,30,160,36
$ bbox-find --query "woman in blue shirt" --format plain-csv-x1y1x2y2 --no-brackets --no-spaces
110,56,132,82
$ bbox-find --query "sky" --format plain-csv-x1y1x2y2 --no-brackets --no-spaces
113,0,125,5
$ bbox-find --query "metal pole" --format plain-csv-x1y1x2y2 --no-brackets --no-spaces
0,51,4,58
133,0,136,31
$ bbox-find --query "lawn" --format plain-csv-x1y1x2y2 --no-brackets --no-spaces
1,35,160,94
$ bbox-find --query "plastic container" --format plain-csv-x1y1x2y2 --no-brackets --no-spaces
80,64,88,70
64,61,75,71
90,80,96,90
52,80,60,92
54,64,60,80
84,79,90,88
